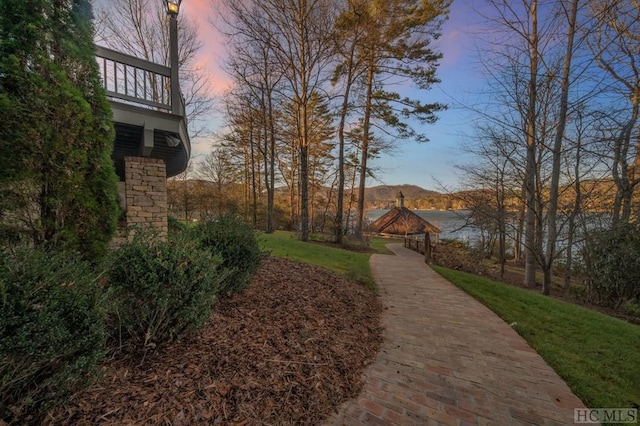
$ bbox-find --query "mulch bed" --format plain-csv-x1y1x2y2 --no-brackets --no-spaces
46,256,383,425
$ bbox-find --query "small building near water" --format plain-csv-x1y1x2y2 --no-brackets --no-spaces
369,192,440,239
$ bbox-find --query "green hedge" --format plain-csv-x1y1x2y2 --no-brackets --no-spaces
0,246,106,424
106,234,226,349
194,215,263,295
584,223,640,308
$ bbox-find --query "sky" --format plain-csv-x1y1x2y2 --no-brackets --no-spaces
177,0,487,191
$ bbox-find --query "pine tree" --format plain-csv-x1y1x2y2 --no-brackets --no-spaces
345,0,450,237
0,0,119,259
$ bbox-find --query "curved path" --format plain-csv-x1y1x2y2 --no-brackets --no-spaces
325,244,589,425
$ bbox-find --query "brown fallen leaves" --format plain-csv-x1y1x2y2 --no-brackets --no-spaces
46,256,382,425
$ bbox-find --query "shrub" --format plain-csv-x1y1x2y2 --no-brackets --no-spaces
622,301,640,319
193,215,263,295
167,216,187,237
340,235,372,251
106,233,225,349
583,223,640,308
0,246,106,424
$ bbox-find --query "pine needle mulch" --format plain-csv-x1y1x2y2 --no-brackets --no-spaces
46,256,383,425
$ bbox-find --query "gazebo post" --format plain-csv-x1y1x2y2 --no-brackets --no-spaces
424,232,432,264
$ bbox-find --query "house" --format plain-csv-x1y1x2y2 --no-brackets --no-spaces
96,2,190,242
369,192,440,238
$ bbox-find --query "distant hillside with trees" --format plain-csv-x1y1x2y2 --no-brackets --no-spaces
167,180,471,226
364,185,466,210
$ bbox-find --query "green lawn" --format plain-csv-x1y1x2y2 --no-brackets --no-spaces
432,265,640,410
258,231,393,290
368,236,396,255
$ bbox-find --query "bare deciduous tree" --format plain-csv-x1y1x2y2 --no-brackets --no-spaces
542,0,579,295
197,148,241,216
216,0,336,240
216,0,285,232
588,0,640,226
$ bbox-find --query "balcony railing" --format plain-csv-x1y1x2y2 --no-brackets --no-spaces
95,44,190,178
95,46,184,116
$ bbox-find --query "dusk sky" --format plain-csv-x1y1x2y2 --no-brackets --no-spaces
177,0,487,190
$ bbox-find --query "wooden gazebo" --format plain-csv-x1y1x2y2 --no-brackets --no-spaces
369,192,440,238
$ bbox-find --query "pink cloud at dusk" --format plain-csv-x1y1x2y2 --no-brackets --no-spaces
179,0,232,159
182,0,233,96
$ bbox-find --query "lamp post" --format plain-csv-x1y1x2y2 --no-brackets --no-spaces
164,0,182,115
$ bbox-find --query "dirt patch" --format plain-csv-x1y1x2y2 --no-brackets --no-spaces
46,256,383,425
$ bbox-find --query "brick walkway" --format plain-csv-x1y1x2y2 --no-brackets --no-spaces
325,244,589,425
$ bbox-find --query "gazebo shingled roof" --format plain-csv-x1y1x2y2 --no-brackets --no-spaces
369,192,440,236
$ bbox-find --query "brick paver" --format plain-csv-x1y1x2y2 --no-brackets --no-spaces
325,244,590,425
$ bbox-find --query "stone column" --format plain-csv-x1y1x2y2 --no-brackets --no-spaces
122,156,168,240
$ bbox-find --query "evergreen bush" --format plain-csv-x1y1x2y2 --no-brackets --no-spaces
194,215,264,295
583,223,640,308
0,246,106,424
167,216,187,237
106,234,225,349
0,0,119,260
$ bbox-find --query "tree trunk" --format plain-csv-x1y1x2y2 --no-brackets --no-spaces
345,168,358,234
543,0,578,295
355,64,375,238
514,183,526,262
497,188,506,277
565,112,582,299
266,92,276,233
335,45,357,244
309,161,316,233
524,0,539,289
321,177,336,234
611,107,638,227
250,121,258,227
300,143,309,241
261,105,272,232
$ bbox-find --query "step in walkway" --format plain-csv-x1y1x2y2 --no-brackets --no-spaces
325,244,589,425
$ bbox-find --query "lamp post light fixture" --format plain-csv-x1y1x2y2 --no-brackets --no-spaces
165,0,181,16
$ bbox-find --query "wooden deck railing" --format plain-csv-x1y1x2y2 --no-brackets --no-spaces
403,233,434,264
95,46,184,116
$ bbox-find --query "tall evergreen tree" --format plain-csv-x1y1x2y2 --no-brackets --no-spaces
0,0,119,259
343,0,450,237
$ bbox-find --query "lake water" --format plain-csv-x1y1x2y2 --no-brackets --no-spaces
366,209,479,242
365,209,608,259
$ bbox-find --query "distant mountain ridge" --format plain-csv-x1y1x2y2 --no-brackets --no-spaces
364,185,464,210
364,184,441,202
365,179,621,212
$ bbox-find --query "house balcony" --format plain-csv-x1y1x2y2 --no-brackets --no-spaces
95,45,190,179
